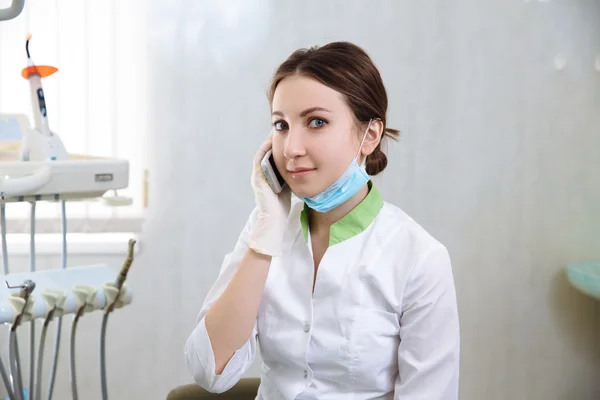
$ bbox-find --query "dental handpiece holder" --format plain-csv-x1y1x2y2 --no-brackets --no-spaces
0,266,134,325
6,279,36,326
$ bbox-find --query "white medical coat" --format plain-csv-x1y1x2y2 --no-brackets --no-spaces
185,183,460,399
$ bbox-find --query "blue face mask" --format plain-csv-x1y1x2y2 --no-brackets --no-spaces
300,120,373,213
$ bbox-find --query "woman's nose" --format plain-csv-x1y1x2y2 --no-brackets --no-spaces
283,130,306,160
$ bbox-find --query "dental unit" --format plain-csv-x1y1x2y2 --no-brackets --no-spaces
0,1,139,399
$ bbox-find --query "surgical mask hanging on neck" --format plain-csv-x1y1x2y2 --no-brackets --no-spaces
300,120,373,213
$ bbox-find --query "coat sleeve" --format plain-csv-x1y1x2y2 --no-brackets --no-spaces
394,243,460,400
184,208,260,393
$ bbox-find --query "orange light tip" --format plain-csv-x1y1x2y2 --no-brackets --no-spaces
21,65,58,79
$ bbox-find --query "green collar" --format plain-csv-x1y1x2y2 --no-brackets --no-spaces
300,181,384,246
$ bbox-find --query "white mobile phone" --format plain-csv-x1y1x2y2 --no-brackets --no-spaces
260,149,286,194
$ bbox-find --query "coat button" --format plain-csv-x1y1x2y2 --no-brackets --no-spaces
303,370,308,379
303,324,310,333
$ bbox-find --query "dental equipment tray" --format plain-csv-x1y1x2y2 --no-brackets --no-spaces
0,142,128,201
0,264,132,324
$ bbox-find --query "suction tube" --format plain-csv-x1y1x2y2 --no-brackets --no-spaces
99,239,136,400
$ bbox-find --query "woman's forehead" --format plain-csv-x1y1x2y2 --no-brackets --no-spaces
272,75,348,116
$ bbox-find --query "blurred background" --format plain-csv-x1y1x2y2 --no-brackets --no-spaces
1,0,600,399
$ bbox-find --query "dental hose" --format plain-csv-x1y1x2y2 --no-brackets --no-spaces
46,200,67,400
0,200,18,400
0,354,16,400
8,279,35,400
99,239,137,400
1,201,8,276
69,307,85,400
99,314,108,400
29,201,36,400
35,308,55,400
1,202,8,275
9,328,24,400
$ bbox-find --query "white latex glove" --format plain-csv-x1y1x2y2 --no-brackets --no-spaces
248,137,291,257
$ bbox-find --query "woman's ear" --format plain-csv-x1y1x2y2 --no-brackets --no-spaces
361,118,384,157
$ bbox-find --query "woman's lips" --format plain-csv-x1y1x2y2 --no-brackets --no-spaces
288,168,315,179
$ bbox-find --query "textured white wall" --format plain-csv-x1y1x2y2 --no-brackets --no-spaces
109,0,600,399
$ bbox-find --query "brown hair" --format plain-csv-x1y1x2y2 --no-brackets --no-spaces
267,41,399,175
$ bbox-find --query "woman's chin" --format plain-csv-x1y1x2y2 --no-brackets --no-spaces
288,184,322,199
290,189,311,199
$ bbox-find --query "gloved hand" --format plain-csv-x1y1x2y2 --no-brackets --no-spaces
248,136,291,257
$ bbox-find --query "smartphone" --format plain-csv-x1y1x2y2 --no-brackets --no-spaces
260,149,286,194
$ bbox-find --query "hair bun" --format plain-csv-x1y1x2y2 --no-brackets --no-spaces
366,148,387,176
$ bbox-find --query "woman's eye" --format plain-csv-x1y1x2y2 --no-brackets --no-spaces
273,121,289,131
308,118,327,128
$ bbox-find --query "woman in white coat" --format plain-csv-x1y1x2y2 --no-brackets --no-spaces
185,41,460,400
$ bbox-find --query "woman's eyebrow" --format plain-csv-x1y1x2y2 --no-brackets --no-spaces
271,107,332,118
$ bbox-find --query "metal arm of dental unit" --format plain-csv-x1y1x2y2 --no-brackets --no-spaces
0,0,24,22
